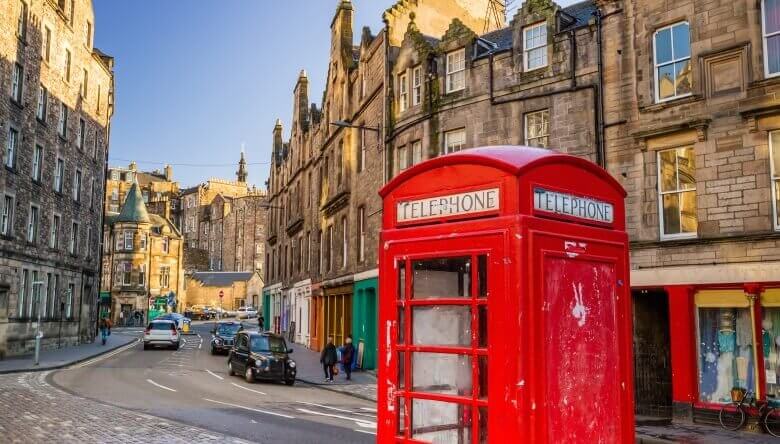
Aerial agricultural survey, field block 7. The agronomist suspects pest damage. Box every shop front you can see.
[353,270,378,370]
[291,279,311,345]
[377,147,634,443]
[263,283,282,334]
[314,283,353,352]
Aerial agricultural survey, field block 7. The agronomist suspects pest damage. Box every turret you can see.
[237,150,248,183]
[293,70,310,132]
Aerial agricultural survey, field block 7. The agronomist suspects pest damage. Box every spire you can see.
[237,148,248,183]
[116,181,151,223]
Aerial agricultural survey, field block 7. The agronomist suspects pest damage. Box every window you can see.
[36,86,48,121]
[770,131,780,230]
[50,214,60,249]
[2,196,14,236]
[525,109,550,148]
[358,206,366,262]
[342,216,348,268]
[85,21,92,48]
[337,142,344,187]
[444,129,466,154]
[658,147,697,238]
[94,133,99,160]
[11,63,23,103]
[327,225,334,272]
[86,226,92,256]
[654,22,691,102]
[78,119,85,149]
[18,269,29,318]
[64,48,71,83]
[59,103,68,137]
[140,234,147,250]
[54,159,64,192]
[523,22,548,71]
[73,170,82,202]
[29,270,41,319]
[160,266,170,288]
[69,222,79,254]
[162,237,169,253]
[412,140,423,166]
[69,0,75,24]
[398,145,409,172]
[17,1,28,39]
[357,129,366,173]
[446,49,465,93]
[45,273,54,318]
[31,145,43,182]
[121,263,131,286]
[81,69,88,98]
[42,26,51,62]
[5,128,18,169]
[412,66,422,106]
[49,274,59,318]
[123,230,133,250]
[27,205,39,243]
[65,283,74,318]
[399,72,408,112]
[138,264,146,286]
[764,0,780,77]
[89,179,95,209]
[111,170,119,181]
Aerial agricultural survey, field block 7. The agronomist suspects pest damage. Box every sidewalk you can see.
[0,330,140,374]
[292,344,378,402]
[637,421,778,443]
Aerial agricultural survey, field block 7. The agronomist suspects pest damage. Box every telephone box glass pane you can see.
[412,352,472,395]
[398,352,406,389]
[478,355,488,399]
[411,398,472,443]
[413,257,471,299]
[478,305,488,348]
[478,407,488,443]
[478,255,487,298]
[397,397,406,435]
[397,306,405,344]
[398,261,406,300]
[413,305,471,346]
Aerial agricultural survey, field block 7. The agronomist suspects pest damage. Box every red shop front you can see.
[377,146,635,443]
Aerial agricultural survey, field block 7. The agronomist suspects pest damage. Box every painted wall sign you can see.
[534,187,614,224]
[397,188,500,223]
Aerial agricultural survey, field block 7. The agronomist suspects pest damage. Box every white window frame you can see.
[140,233,147,250]
[19,269,28,318]
[657,147,698,240]
[54,158,64,192]
[763,0,780,78]
[523,22,548,71]
[770,130,780,230]
[399,72,408,113]
[342,216,348,269]
[358,206,365,262]
[64,48,71,82]
[58,103,68,137]
[445,48,466,93]
[31,144,43,181]
[2,195,14,236]
[412,140,423,165]
[70,221,79,254]
[160,265,170,288]
[398,145,408,172]
[5,127,18,169]
[138,264,146,286]
[77,118,85,149]
[36,85,47,121]
[11,63,23,103]
[73,169,82,202]
[524,109,550,148]
[27,204,39,243]
[123,230,133,250]
[444,128,466,154]
[50,213,60,248]
[653,21,692,103]
[42,25,51,62]
[121,262,131,286]
[65,283,74,318]
[412,65,422,106]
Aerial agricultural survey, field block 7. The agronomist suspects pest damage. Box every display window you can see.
[395,255,488,443]
[695,291,756,404]
[761,290,780,398]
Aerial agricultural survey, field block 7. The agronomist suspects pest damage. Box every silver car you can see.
[143,320,181,350]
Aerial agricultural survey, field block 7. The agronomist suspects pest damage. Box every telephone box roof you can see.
[379,146,626,198]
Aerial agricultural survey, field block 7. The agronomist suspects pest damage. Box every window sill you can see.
[36,117,48,127]
[17,35,27,47]
[659,233,698,242]
[10,98,24,110]
[58,134,68,142]
[31,178,42,187]
[5,165,18,175]
[641,94,703,112]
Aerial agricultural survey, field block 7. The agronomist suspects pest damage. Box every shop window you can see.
[770,131,780,230]
[697,307,755,403]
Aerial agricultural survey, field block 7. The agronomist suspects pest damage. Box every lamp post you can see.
[31,280,44,365]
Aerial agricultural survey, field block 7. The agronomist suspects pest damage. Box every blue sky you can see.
[93,0,577,189]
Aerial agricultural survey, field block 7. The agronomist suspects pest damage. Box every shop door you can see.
[387,232,504,443]
[632,289,672,419]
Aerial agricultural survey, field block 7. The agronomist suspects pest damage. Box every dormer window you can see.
[523,22,548,71]
[412,66,423,106]
[446,48,466,93]
[399,72,409,112]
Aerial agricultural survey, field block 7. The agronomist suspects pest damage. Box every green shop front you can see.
[352,270,378,370]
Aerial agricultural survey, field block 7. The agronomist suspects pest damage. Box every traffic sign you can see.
[219,290,224,299]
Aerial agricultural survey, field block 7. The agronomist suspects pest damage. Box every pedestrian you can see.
[259,315,265,331]
[106,317,112,336]
[342,335,355,381]
[320,335,337,382]
[99,318,109,345]
[118,310,124,327]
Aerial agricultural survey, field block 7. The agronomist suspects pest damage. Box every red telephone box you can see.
[377,146,634,443]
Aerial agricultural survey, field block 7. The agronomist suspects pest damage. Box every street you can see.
[19,322,376,443]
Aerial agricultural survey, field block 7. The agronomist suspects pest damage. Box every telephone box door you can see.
[381,230,506,443]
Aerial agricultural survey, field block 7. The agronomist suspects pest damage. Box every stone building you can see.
[183,271,263,313]
[263,0,505,370]
[600,0,780,424]
[100,182,184,324]
[104,162,180,227]
[0,0,114,357]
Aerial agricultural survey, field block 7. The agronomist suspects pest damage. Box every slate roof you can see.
[561,0,597,29]
[116,182,151,223]
[479,27,513,52]
[190,272,256,287]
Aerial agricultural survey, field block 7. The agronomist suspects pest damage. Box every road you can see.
[49,321,376,443]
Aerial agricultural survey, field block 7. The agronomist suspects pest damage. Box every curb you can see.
[0,336,140,375]
[636,435,676,444]
[297,377,377,403]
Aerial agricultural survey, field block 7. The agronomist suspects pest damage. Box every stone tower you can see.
[237,150,248,183]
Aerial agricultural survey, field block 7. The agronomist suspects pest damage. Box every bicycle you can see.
[719,389,780,437]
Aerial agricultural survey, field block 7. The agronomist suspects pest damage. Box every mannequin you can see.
[713,310,737,403]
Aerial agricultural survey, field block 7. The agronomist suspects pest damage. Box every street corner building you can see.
[100,182,184,325]
[184,271,263,313]
[0,0,114,357]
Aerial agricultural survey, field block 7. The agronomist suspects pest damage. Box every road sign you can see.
[219,290,224,299]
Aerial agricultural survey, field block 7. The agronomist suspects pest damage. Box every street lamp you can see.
[31,280,44,365]
[329,120,381,134]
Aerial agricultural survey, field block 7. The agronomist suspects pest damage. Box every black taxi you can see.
[227,331,296,385]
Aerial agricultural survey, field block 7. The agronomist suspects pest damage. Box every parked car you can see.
[187,305,209,320]
[211,321,243,354]
[227,331,296,385]
[237,306,258,319]
[156,313,191,330]
[143,320,180,350]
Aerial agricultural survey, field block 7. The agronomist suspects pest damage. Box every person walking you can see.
[118,310,124,327]
[258,315,265,331]
[99,318,109,345]
[320,336,338,382]
[342,335,355,381]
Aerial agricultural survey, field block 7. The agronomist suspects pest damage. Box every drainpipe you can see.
[594,8,605,168]
[382,23,390,184]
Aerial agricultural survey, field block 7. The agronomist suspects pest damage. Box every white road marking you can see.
[296,408,376,428]
[69,339,141,369]
[230,382,266,395]
[354,430,377,435]
[203,398,295,419]
[359,407,377,412]
[205,369,224,380]
[146,379,177,392]
[295,401,374,417]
